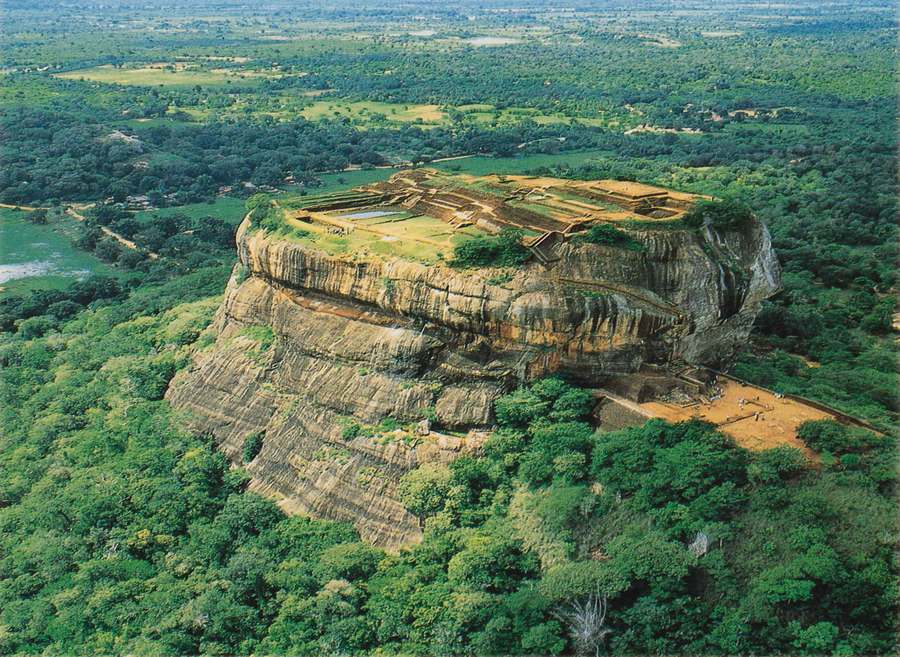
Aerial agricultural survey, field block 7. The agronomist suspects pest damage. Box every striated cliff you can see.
[167,174,780,548]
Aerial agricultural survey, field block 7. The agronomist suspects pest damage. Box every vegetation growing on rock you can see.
[684,197,754,229]
[242,431,265,463]
[246,194,284,232]
[576,224,645,251]
[450,228,530,268]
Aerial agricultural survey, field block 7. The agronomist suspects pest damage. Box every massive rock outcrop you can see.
[167,179,779,548]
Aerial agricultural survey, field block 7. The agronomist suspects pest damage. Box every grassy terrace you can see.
[282,190,382,211]
[258,170,696,266]
[281,208,482,264]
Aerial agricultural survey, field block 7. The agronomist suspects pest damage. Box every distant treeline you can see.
[0,105,602,205]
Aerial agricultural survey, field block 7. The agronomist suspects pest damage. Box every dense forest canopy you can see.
[1,302,895,653]
[0,1,895,655]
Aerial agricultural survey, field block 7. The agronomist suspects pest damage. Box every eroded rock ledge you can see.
[167,180,779,549]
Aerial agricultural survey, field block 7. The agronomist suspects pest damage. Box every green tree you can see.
[398,463,453,520]
[683,198,754,229]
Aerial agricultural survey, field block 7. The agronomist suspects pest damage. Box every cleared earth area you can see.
[641,378,836,454]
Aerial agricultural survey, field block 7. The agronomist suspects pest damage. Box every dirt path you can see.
[65,206,159,259]
[0,202,48,212]
[429,154,477,163]
[2,200,157,259]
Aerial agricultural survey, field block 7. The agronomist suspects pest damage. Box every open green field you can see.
[0,209,114,297]
[124,93,621,129]
[55,63,278,87]
[299,100,445,126]
[132,196,248,226]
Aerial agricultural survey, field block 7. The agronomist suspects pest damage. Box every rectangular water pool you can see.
[340,210,401,220]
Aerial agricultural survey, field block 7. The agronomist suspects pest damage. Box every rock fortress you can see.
[167,168,859,549]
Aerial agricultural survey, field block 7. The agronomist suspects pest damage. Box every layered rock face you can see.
[167,210,779,548]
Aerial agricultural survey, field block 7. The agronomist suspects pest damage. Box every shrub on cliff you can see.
[242,431,265,463]
[683,198,754,229]
[450,228,530,268]
[577,223,645,251]
[246,194,283,232]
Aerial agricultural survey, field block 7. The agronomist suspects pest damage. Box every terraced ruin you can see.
[277,169,704,264]
[168,170,781,548]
